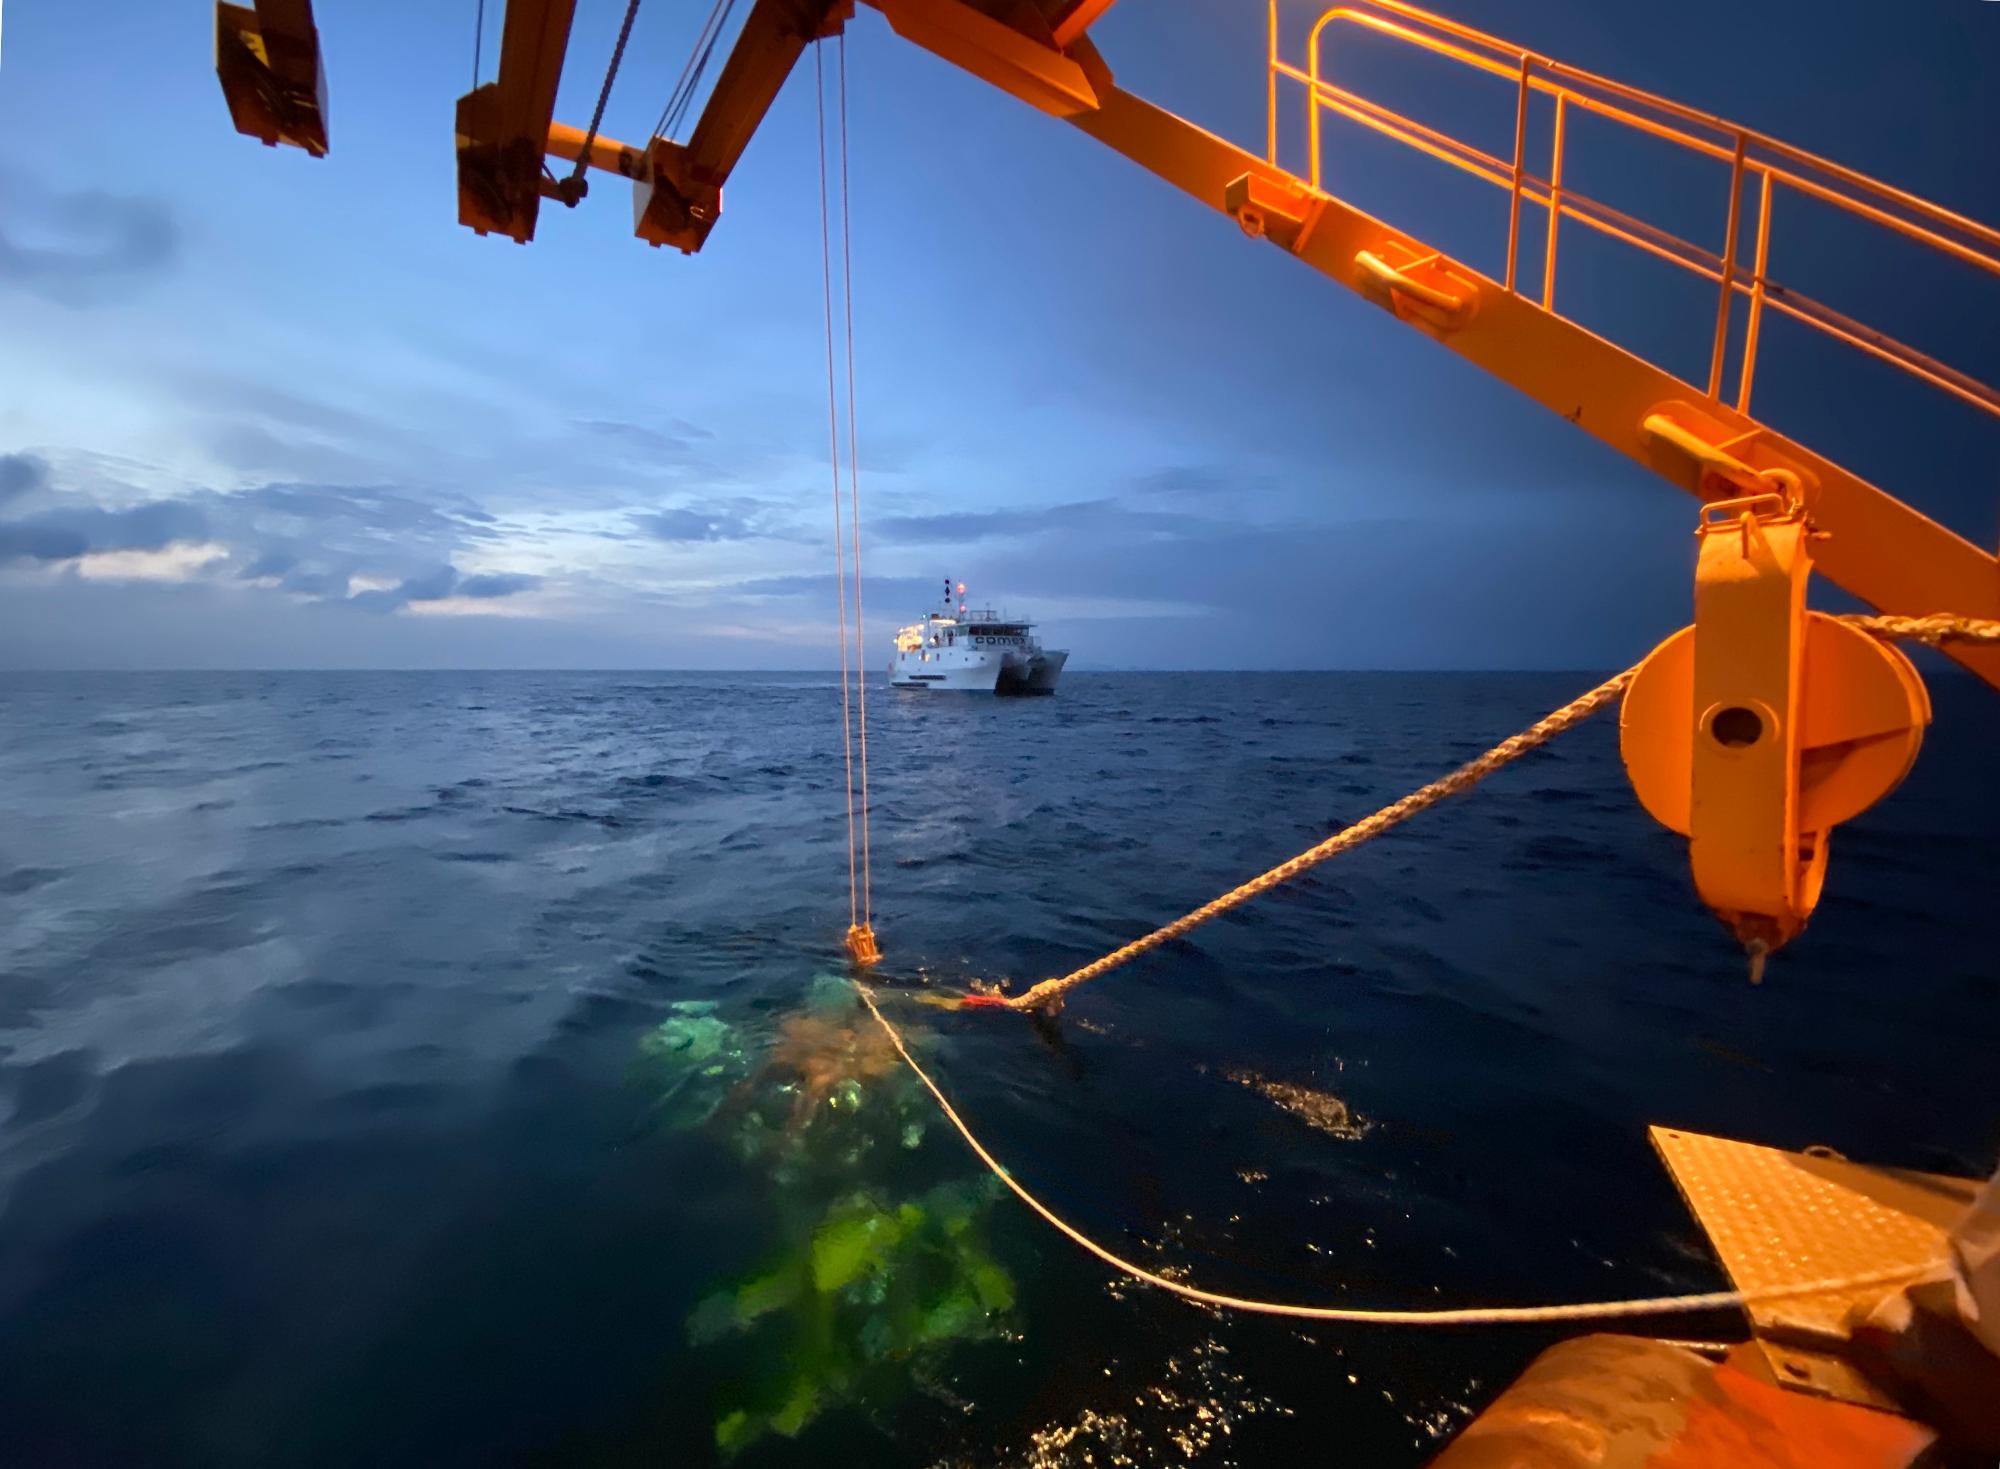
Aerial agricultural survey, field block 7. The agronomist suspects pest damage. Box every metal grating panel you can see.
[1650,1126,1976,1347]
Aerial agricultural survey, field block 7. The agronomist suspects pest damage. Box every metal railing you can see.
[1267,1,2000,422]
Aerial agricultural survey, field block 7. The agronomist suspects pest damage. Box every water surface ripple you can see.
[1,669,1994,1466]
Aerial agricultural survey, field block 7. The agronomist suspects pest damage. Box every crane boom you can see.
[214,0,2000,691]
[867,0,2000,688]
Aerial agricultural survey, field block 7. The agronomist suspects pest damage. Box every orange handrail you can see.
[1271,1,2000,422]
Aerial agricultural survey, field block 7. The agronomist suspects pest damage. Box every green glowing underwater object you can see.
[636,999,751,1128]
[688,1178,1013,1452]
[642,980,1014,1452]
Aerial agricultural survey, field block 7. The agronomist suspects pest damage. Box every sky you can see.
[0,0,1995,669]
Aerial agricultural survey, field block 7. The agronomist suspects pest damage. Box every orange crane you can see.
[212,3,1999,1458]
[215,0,1997,961]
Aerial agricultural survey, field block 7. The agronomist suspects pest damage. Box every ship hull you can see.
[888,647,1067,694]
[889,599,1065,694]
[997,649,1066,696]
[888,660,1003,692]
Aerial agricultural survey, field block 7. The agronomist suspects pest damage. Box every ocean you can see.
[1,668,1994,1467]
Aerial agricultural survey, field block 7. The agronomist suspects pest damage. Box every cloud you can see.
[0,498,210,564]
[174,374,400,445]
[344,563,539,613]
[236,482,498,540]
[730,572,941,603]
[75,542,229,583]
[728,573,836,597]
[0,178,178,302]
[870,508,1049,544]
[205,481,507,598]
[239,549,298,580]
[568,420,745,491]
[0,453,50,506]
[868,498,1214,546]
[0,576,684,671]
[1128,465,1243,498]
[396,565,461,602]
[345,564,456,613]
[61,500,211,550]
[277,567,350,598]
[168,374,452,485]
[0,463,545,624]
[0,521,88,563]
[634,506,754,542]
[457,571,541,598]
[204,420,377,482]
[575,418,715,453]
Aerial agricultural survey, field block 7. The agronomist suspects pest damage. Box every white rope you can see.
[856,984,1934,1325]
[815,43,861,933]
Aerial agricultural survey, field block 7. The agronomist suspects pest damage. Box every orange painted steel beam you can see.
[1050,0,1119,51]
[636,0,844,251]
[877,0,1098,117]
[455,0,579,242]
[685,0,846,184]
[215,0,328,156]
[546,120,647,181]
[861,0,2000,688]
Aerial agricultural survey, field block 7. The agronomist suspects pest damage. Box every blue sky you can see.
[1,0,1995,669]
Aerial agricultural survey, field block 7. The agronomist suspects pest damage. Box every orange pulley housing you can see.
[1620,494,1929,962]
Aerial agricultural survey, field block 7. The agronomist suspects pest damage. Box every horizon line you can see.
[7,665,1981,682]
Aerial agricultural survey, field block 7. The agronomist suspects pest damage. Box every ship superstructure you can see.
[889,580,1066,694]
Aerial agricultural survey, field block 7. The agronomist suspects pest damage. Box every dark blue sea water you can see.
[1,669,1995,1467]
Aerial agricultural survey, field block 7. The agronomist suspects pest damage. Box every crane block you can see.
[1621,496,1929,963]
[215,0,328,157]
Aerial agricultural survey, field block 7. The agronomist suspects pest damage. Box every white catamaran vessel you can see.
[889,580,1067,695]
